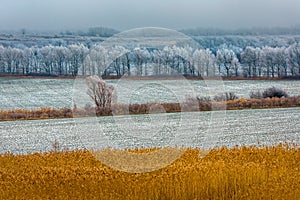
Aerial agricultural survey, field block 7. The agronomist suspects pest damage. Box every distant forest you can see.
[0,26,300,78]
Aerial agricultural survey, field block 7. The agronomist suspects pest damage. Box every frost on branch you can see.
[86,75,114,108]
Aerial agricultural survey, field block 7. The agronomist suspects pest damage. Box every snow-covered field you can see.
[1,78,299,154]
[0,107,299,154]
[1,78,300,110]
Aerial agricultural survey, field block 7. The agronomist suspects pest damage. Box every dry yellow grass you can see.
[0,144,299,199]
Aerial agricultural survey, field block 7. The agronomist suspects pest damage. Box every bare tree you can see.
[86,76,114,108]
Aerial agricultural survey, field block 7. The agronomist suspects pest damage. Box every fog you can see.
[0,0,299,31]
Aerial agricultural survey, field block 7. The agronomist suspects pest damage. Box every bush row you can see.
[188,87,289,103]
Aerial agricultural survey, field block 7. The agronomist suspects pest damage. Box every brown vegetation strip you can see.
[0,144,299,199]
[1,96,300,122]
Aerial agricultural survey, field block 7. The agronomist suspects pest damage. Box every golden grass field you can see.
[0,144,299,199]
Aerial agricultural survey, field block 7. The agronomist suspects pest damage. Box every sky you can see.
[0,0,299,31]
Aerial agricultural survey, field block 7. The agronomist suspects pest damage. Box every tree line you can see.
[0,42,300,78]
[181,26,300,36]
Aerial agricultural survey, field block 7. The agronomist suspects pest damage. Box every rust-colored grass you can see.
[0,144,299,199]
[0,107,74,121]
[1,96,300,122]
[226,97,300,110]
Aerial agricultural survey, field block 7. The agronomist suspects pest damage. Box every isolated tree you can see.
[86,75,114,108]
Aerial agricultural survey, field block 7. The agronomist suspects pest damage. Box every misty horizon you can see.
[0,0,300,32]
[2,25,300,34]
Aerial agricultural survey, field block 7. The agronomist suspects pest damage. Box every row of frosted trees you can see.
[0,44,88,76]
[0,43,300,77]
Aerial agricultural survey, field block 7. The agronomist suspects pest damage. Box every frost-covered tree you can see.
[261,47,278,77]
[0,46,5,73]
[86,75,114,108]
[39,46,55,74]
[193,49,215,76]
[241,47,263,77]
[83,55,93,75]
[53,46,69,75]
[68,44,88,76]
[2,47,14,73]
[274,47,289,77]
[287,43,300,76]
[21,48,33,74]
[160,46,176,75]
[151,49,163,75]
[176,46,194,75]
[216,48,239,77]
[13,48,24,74]
[108,45,128,76]
[119,52,131,76]
[232,57,240,77]
[89,45,108,76]
[132,47,150,76]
